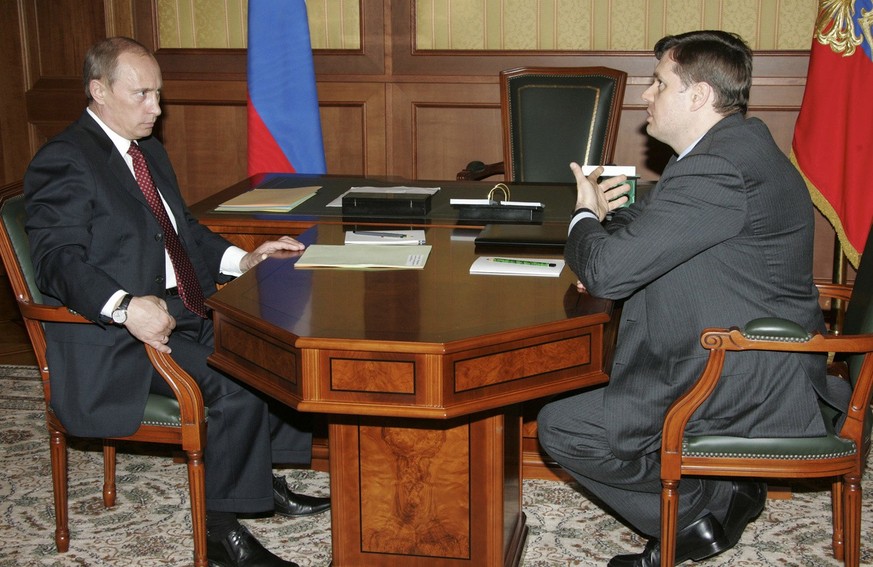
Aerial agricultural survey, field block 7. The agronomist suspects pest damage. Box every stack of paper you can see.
[470,256,565,277]
[344,230,426,245]
[295,244,432,269]
[215,186,319,212]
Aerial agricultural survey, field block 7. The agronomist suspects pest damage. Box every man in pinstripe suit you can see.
[537,30,851,566]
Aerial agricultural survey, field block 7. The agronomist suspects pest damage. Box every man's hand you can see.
[569,162,631,221]
[123,295,176,353]
[240,235,306,272]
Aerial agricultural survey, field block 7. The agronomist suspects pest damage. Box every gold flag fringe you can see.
[790,150,861,269]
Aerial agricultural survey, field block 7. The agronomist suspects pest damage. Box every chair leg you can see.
[832,479,844,561]
[49,427,70,552]
[185,448,208,567]
[102,439,117,507]
[843,474,861,567]
[660,479,680,567]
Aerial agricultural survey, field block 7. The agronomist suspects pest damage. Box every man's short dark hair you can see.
[654,30,752,116]
[83,36,154,102]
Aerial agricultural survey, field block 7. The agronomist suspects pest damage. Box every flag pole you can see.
[832,236,847,334]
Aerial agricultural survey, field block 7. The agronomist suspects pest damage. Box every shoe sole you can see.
[274,505,331,517]
[681,522,731,563]
[685,535,732,562]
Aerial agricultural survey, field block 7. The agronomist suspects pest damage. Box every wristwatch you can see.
[111,294,133,324]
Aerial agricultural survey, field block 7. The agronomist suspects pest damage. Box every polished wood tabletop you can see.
[205,209,614,566]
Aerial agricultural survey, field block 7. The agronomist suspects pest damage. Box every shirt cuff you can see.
[221,246,247,277]
[101,289,129,319]
[568,210,599,234]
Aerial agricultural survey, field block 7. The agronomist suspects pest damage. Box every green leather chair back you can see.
[502,66,627,183]
[0,194,43,304]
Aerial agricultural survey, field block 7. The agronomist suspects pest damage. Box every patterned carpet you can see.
[1,364,870,566]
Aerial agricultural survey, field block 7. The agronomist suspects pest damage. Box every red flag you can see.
[247,0,326,176]
[790,0,873,268]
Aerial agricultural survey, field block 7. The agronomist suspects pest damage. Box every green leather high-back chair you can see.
[0,188,209,567]
[457,66,627,183]
[658,225,873,567]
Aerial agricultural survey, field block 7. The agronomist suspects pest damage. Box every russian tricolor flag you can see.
[247,0,326,176]
[791,0,873,268]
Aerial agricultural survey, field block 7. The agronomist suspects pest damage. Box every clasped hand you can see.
[124,295,176,353]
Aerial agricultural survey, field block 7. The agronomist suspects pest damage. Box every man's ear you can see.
[690,82,712,111]
[89,79,105,103]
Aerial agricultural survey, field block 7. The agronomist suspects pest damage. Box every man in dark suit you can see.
[24,37,329,567]
[538,31,851,566]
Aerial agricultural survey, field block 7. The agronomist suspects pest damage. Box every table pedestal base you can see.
[328,408,527,566]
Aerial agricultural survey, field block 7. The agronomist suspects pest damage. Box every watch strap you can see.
[117,293,133,312]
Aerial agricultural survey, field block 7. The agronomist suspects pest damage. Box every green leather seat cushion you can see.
[684,433,856,460]
[684,402,855,460]
[140,393,208,428]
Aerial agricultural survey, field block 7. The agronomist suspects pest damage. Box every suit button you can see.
[155,276,165,285]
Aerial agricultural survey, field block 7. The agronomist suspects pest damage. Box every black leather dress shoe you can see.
[207,525,299,567]
[607,513,729,567]
[272,474,331,517]
[720,481,766,547]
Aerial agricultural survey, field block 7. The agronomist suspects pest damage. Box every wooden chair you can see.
[457,66,627,183]
[659,228,873,566]
[0,188,209,567]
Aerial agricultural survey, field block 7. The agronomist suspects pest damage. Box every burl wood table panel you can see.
[207,225,613,566]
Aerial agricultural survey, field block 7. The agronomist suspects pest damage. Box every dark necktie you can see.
[127,142,207,318]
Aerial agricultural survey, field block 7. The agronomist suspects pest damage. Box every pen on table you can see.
[491,257,557,267]
[354,231,408,238]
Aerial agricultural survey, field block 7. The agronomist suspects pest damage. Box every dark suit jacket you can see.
[565,113,849,461]
[24,111,234,438]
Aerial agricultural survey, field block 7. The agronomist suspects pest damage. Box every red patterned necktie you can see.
[127,142,207,318]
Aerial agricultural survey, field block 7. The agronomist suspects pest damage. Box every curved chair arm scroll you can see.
[145,345,207,450]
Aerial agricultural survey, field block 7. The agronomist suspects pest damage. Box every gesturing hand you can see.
[569,162,631,221]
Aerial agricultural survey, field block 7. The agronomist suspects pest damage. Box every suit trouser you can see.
[537,387,733,537]
[149,296,313,514]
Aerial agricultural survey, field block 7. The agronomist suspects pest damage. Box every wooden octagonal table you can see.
[207,223,614,566]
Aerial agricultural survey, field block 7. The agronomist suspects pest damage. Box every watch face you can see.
[112,309,127,324]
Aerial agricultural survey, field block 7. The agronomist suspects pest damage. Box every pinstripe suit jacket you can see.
[565,113,848,461]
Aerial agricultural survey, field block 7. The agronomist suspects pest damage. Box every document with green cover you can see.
[295,244,431,269]
[470,256,564,277]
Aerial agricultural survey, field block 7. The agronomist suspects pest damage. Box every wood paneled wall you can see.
[4,0,838,279]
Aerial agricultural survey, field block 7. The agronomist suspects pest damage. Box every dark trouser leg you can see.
[537,387,732,537]
[269,402,313,465]
[148,300,275,513]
